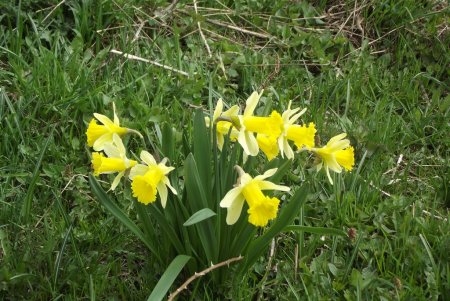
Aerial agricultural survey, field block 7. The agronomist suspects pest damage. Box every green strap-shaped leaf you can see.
[283,225,346,236]
[183,208,216,226]
[193,110,211,196]
[89,175,161,262]
[147,255,191,301]
[184,154,217,263]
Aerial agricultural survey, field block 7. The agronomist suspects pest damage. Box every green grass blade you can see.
[283,225,346,237]
[88,174,162,262]
[184,208,216,226]
[21,125,55,222]
[147,255,191,301]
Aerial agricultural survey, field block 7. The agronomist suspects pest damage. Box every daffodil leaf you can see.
[147,255,191,301]
[183,208,216,226]
[89,175,162,262]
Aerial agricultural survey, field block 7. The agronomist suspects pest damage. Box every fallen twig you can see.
[168,256,243,301]
[109,49,189,77]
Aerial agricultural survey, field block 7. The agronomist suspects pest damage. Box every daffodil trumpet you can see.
[129,151,177,207]
[91,134,137,190]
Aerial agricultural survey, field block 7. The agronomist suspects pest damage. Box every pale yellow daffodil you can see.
[129,151,177,207]
[311,133,355,184]
[276,101,316,159]
[237,90,285,157]
[220,166,290,227]
[91,134,137,190]
[205,98,240,150]
[86,102,142,151]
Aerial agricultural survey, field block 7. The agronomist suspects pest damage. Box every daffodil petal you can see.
[325,167,333,185]
[93,133,113,151]
[213,98,224,121]
[103,142,121,158]
[157,181,168,208]
[113,103,120,125]
[254,168,278,180]
[129,164,148,179]
[112,134,126,155]
[258,180,290,192]
[283,139,294,159]
[94,113,115,127]
[238,131,259,156]
[244,91,262,117]
[110,171,124,191]
[226,194,245,225]
[224,105,240,117]
[141,151,157,166]
[220,187,243,208]
[163,177,177,195]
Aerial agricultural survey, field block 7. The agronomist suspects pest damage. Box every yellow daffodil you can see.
[205,98,240,150]
[86,102,142,151]
[311,133,355,184]
[276,101,316,159]
[220,166,290,227]
[91,134,137,190]
[237,90,285,158]
[129,151,177,207]
[236,91,264,156]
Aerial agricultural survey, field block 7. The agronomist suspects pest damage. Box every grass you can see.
[1,0,449,299]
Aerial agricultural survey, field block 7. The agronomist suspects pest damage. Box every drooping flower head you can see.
[311,133,355,184]
[129,151,177,207]
[220,166,290,227]
[86,102,142,151]
[205,98,240,150]
[91,134,137,190]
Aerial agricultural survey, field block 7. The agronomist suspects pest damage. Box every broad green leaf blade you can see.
[162,123,175,161]
[283,225,346,237]
[193,110,211,196]
[184,154,217,262]
[88,175,161,262]
[239,184,309,275]
[147,255,191,301]
[21,125,55,222]
[184,208,216,226]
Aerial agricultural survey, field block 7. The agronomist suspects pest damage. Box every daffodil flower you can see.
[275,101,316,159]
[205,98,240,150]
[236,91,264,156]
[129,151,177,207]
[311,133,355,184]
[237,90,286,157]
[86,102,143,151]
[91,134,137,190]
[220,166,290,227]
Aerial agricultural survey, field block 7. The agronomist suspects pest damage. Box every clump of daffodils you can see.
[87,93,355,229]
[87,103,177,204]
[208,90,354,185]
